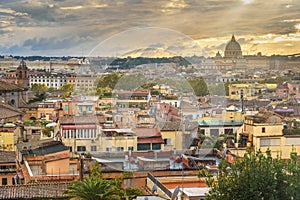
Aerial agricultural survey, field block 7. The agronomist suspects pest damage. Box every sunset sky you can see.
[0,0,299,57]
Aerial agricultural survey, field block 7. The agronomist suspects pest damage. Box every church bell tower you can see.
[16,60,29,89]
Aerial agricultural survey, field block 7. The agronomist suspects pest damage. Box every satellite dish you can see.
[151,184,157,195]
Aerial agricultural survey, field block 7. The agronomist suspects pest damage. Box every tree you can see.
[60,84,74,98]
[65,162,144,200]
[31,83,48,92]
[96,73,122,98]
[29,83,48,102]
[188,78,209,96]
[259,77,290,84]
[115,73,146,91]
[97,72,122,89]
[124,188,144,199]
[65,162,121,200]
[205,149,300,200]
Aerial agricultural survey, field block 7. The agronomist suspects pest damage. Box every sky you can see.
[0,0,300,57]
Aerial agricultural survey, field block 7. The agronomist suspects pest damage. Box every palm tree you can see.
[65,162,121,200]
[65,177,121,200]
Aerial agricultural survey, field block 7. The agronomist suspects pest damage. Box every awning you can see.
[138,137,164,144]
[3,123,16,128]
[62,124,97,130]
[46,122,57,127]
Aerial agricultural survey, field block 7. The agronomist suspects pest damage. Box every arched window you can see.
[10,99,15,105]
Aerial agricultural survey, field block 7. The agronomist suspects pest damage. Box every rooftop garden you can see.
[283,120,300,135]
[253,117,266,123]
[283,128,300,135]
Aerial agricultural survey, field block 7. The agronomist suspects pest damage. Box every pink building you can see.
[276,84,289,100]
[288,81,300,98]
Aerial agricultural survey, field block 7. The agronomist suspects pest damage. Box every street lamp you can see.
[240,89,244,113]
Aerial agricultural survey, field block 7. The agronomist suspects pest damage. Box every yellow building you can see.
[196,106,244,137]
[0,126,16,151]
[66,74,98,92]
[99,128,137,152]
[235,109,300,159]
[152,84,173,95]
[228,83,277,100]
[160,121,198,150]
[60,116,99,153]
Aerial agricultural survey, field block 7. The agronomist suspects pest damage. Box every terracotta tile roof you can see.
[0,151,15,163]
[19,101,40,108]
[16,139,54,152]
[0,81,23,91]
[159,121,201,132]
[135,127,162,137]
[33,141,69,156]
[159,121,181,131]
[59,115,98,124]
[0,103,23,119]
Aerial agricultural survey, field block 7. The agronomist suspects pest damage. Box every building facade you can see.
[29,73,67,89]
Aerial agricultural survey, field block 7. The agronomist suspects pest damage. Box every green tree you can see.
[188,78,209,96]
[65,162,121,200]
[30,83,48,102]
[115,73,146,91]
[206,149,300,200]
[96,73,122,98]
[65,163,144,200]
[259,77,290,84]
[60,84,74,98]
[97,72,122,89]
[124,187,144,200]
[31,83,48,93]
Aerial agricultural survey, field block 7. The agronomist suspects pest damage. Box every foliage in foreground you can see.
[205,149,300,200]
[65,162,143,200]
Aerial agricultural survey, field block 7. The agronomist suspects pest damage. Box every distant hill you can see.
[109,56,191,69]
[120,48,175,58]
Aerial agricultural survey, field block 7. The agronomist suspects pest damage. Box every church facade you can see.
[0,60,29,107]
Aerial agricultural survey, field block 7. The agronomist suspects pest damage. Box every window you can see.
[77,146,86,152]
[10,99,15,105]
[65,105,69,111]
[86,105,92,112]
[117,147,124,151]
[137,144,151,151]
[128,146,134,151]
[225,128,233,135]
[262,127,266,133]
[106,147,112,152]
[286,138,300,146]
[2,178,7,185]
[260,138,280,146]
[152,143,161,150]
[210,129,219,136]
[91,146,97,152]
[164,138,172,146]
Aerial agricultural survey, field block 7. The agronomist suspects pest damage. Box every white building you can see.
[29,73,67,89]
